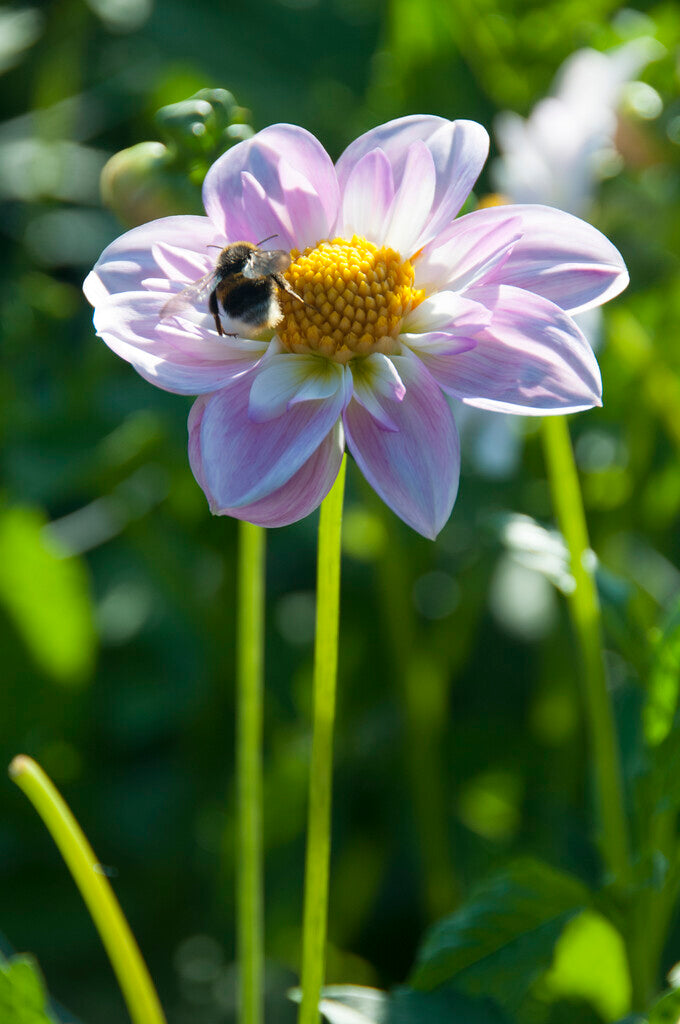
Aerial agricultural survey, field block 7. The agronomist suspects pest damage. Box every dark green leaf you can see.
[409,859,590,1012]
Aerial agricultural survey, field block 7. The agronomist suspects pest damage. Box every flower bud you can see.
[100,141,202,228]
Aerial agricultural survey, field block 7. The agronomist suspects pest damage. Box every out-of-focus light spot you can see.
[96,580,154,645]
[0,7,43,74]
[24,208,117,267]
[342,507,387,561]
[576,429,627,471]
[667,116,680,145]
[489,556,558,641]
[86,0,153,32]
[583,466,633,510]
[622,80,663,120]
[174,934,225,1007]
[0,140,106,203]
[458,769,522,841]
[174,934,223,983]
[592,146,624,179]
[412,571,460,620]
[275,591,316,646]
[530,686,578,746]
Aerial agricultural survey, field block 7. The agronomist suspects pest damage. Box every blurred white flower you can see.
[469,38,662,483]
[492,37,663,214]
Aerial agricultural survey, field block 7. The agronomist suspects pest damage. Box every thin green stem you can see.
[8,755,166,1024]
[298,456,347,1024]
[236,520,266,1024]
[541,417,631,887]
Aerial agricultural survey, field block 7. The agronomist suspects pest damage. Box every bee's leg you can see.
[274,274,312,309]
[209,290,225,336]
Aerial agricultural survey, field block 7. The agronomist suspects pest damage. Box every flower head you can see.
[84,116,627,538]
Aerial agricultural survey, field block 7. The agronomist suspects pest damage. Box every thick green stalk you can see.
[9,755,166,1024]
[298,457,347,1024]
[236,521,266,1024]
[541,417,631,887]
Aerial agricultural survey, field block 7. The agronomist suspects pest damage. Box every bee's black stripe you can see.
[220,279,275,324]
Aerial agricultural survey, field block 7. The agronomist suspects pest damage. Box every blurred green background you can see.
[1,1,679,1022]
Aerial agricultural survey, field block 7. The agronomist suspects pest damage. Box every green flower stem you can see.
[236,521,266,1024]
[541,417,631,887]
[298,456,347,1024]
[8,755,166,1024]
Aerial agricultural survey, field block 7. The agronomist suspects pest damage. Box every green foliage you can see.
[0,953,56,1024]
[540,910,631,1021]
[0,506,95,686]
[643,602,680,748]
[642,986,680,1024]
[409,859,590,1011]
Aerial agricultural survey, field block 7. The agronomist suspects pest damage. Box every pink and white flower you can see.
[84,116,627,538]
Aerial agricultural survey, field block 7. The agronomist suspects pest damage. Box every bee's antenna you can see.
[206,244,223,250]
[256,234,279,246]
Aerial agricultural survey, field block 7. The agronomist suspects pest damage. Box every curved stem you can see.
[237,521,266,1024]
[8,755,166,1024]
[298,457,347,1024]
[541,417,631,888]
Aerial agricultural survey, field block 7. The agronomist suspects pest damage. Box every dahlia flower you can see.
[84,116,627,538]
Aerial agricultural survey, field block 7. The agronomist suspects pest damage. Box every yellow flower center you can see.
[278,235,425,363]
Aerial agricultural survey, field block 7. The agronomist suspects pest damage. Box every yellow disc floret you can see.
[278,235,425,363]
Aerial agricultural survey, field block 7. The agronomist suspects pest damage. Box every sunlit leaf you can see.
[409,859,590,1011]
[0,952,56,1023]
[644,602,680,746]
[644,986,680,1023]
[540,910,631,1021]
[0,506,96,685]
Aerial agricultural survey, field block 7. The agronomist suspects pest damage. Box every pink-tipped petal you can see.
[415,214,523,293]
[336,116,489,250]
[441,284,602,414]
[343,351,460,539]
[338,148,395,244]
[93,291,265,394]
[248,354,351,422]
[202,124,339,248]
[83,215,223,303]
[350,353,405,431]
[189,400,345,527]
[198,369,346,508]
[460,204,629,314]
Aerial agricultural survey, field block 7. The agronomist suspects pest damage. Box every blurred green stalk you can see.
[237,522,266,1024]
[9,755,166,1024]
[541,417,631,887]
[299,456,347,1024]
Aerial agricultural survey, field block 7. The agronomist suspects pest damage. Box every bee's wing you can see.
[159,270,217,321]
[242,249,290,279]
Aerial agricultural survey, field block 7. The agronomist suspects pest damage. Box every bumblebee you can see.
[159,236,303,336]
